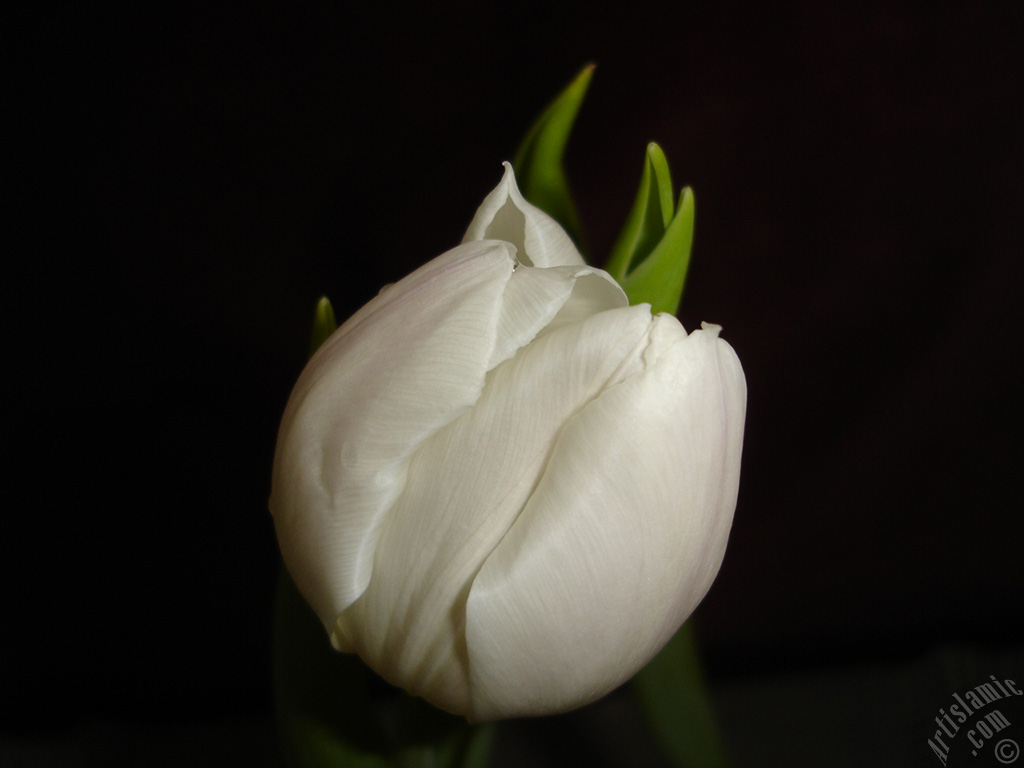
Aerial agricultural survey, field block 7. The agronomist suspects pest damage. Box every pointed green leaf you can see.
[512,64,595,249]
[632,622,733,768]
[620,186,695,316]
[650,145,675,228]
[606,142,676,283]
[309,296,338,358]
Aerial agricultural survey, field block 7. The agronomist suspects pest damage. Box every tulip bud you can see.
[270,164,746,722]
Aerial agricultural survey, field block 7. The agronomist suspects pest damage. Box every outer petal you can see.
[329,286,639,717]
[269,242,514,629]
[463,162,585,268]
[465,318,746,721]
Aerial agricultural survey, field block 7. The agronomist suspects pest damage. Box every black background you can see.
[10,1,1023,765]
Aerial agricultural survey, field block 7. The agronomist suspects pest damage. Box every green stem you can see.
[631,622,732,768]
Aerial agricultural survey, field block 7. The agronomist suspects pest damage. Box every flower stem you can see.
[632,621,732,768]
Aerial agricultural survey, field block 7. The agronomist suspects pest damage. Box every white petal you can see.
[333,304,659,716]
[270,241,516,629]
[490,263,627,368]
[463,162,585,268]
[465,317,746,721]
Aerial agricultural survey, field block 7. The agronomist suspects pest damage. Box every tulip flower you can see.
[270,163,746,722]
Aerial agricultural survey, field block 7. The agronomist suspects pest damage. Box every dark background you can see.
[10,1,1023,765]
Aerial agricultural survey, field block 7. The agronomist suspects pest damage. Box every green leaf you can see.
[620,185,695,316]
[606,142,676,283]
[309,296,338,358]
[512,63,595,250]
[632,622,732,768]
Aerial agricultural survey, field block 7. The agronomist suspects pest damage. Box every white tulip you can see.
[270,163,746,722]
